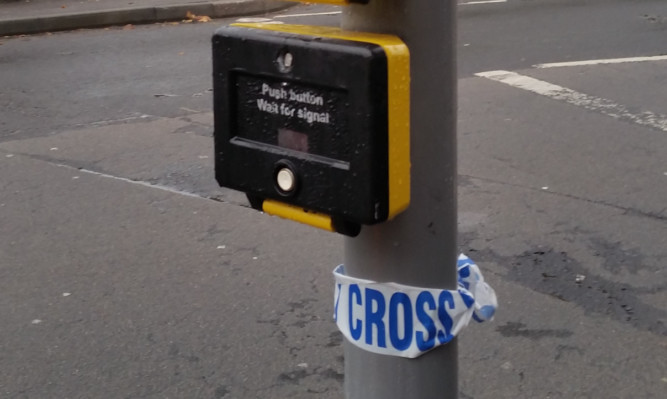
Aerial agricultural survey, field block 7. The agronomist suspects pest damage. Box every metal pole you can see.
[341,0,458,398]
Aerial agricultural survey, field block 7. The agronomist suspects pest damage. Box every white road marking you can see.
[56,164,209,200]
[81,169,206,198]
[256,0,507,23]
[180,107,202,113]
[235,17,274,23]
[85,114,152,128]
[274,11,342,19]
[535,55,667,68]
[461,0,507,5]
[272,0,505,19]
[475,70,667,133]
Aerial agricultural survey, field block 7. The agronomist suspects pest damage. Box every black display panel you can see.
[212,25,390,226]
[233,73,350,169]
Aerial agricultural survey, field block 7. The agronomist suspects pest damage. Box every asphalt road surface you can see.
[1,0,666,398]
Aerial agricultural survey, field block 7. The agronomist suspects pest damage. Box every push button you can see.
[276,167,296,192]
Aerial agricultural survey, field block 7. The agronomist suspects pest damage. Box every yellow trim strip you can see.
[232,24,411,220]
[263,199,335,232]
[382,35,411,219]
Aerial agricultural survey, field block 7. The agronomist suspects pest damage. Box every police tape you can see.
[333,254,497,358]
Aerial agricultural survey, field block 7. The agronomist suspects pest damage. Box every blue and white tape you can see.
[333,254,497,358]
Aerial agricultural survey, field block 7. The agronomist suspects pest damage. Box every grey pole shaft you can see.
[341,0,458,398]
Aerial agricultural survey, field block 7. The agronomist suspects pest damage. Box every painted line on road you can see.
[271,0,506,19]
[475,70,667,133]
[79,168,206,199]
[274,11,342,19]
[535,55,667,68]
[461,0,507,5]
[55,164,210,200]
[82,114,154,128]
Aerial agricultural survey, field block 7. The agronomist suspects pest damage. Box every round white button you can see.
[276,168,296,192]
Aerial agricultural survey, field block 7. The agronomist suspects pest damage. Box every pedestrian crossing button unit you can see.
[212,24,411,236]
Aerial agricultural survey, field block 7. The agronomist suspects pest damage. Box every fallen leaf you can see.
[123,24,134,30]
[184,10,211,23]
[178,51,185,55]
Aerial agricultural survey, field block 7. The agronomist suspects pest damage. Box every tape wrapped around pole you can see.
[333,254,497,358]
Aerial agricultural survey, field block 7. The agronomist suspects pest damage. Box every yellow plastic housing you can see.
[263,199,335,232]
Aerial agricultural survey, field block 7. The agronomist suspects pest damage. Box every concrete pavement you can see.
[0,0,293,36]
[0,121,345,397]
